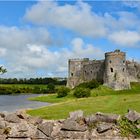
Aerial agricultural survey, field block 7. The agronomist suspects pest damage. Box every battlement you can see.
[105,49,125,57]
[69,58,89,61]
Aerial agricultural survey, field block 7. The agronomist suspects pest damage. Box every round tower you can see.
[104,50,130,90]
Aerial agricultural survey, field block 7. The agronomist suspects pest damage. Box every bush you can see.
[118,117,140,138]
[47,83,55,93]
[73,87,91,98]
[57,86,70,98]
[76,80,100,89]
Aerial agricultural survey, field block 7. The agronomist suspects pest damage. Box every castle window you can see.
[110,68,113,72]
[71,73,73,76]
[109,60,112,63]
[123,68,125,72]
[123,60,125,63]
[91,71,92,73]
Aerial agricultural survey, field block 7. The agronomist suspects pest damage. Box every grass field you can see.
[27,82,140,120]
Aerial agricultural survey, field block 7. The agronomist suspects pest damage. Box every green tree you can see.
[0,66,7,75]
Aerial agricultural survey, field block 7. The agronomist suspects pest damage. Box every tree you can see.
[0,66,7,75]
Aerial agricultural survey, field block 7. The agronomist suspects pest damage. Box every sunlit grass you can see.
[27,82,140,120]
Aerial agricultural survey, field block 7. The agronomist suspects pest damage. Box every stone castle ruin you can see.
[67,50,140,90]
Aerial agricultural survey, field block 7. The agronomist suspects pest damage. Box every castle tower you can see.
[67,59,87,88]
[104,50,130,90]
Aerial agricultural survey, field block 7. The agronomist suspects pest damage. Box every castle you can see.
[67,50,140,90]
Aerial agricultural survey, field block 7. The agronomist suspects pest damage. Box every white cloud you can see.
[24,1,107,37]
[0,26,51,49]
[1,36,104,78]
[123,1,140,9]
[0,48,6,57]
[70,38,104,58]
[24,1,140,48]
[108,31,140,46]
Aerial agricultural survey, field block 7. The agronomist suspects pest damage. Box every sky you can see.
[0,0,140,78]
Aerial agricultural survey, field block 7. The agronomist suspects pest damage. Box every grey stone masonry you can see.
[67,50,140,90]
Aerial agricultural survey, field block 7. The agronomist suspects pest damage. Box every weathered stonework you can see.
[67,50,140,90]
[1,110,140,139]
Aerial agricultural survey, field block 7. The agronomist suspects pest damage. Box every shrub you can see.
[76,79,100,89]
[118,117,140,138]
[73,87,91,98]
[57,86,70,98]
[47,83,55,93]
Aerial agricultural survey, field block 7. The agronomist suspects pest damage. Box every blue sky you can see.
[0,1,140,78]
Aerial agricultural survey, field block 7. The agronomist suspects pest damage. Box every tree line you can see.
[0,77,67,85]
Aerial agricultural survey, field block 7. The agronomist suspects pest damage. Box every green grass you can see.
[27,82,140,120]
[29,93,75,103]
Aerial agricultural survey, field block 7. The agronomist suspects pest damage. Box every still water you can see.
[0,94,49,112]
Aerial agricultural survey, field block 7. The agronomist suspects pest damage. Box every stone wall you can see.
[83,60,104,83]
[67,50,140,90]
[126,61,140,82]
[104,50,130,90]
[0,110,140,139]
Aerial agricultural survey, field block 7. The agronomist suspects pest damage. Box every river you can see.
[0,94,49,112]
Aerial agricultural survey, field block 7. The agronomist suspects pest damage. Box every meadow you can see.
[27,82,140,120]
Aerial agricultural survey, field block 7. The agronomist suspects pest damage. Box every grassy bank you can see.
[27,82,140,119]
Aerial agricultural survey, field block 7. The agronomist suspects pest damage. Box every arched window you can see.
[71,73,73,76]
[123,68,125,72]
[109,60,112,63]
[110,68,113,72]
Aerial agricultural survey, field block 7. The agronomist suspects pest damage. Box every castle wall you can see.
[126,61,140,82]
[67,50,140,90]
[104,50,130,90]
[67,58,89,88]
[83,60,104,83]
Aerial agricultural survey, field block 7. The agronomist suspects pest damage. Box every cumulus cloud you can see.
[24,1,107,37]
[108,31,140,46]
[24,1,140,48]
[1,36,104,78]
[0,48,6,57]
[0,26,51,49]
